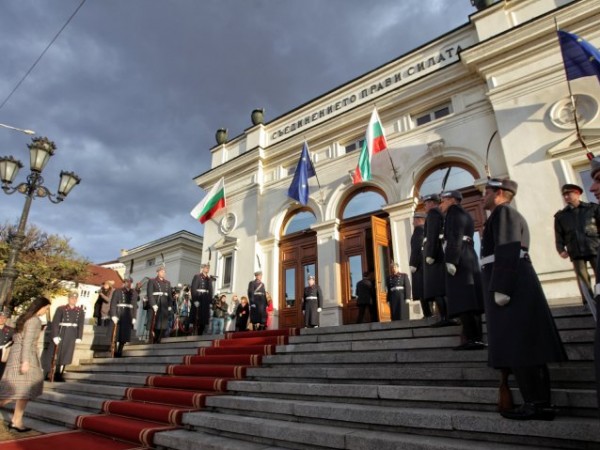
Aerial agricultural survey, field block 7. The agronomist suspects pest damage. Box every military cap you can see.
[413,212,426,219]
[441,190,463,201]
[390,262,400,268]
[68,290,79,298]
[307,274,315,280]
[254,270,263,276]
[201,263,210,269]
[0,309,10,317]
[485,178,518,195]
[421,193,441,203]
[561,183,583,195]
[124,276,133,283]
[156,265,166,272]
[591,156,600,177]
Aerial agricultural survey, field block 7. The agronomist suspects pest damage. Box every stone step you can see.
[66,363,167,374]
[120,347,201,357]
[226,381,597,414]
[5,399,88,428]
[36,391,104,412]
[180,411,568,450]
[154,428,289,450]
[0,411,70,435]
[78,355,186,365]
[44,381,127,400]
[62,371,148,386]
[126,340,212,351]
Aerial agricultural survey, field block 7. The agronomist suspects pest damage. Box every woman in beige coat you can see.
[0,297,51,432]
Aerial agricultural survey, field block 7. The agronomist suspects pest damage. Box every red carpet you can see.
[0,430,145,450]
[3,328,299,448]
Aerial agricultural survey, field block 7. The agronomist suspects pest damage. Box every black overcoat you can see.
[51,305,85,366]
[110,287,139,343]
[409,225,425,300]
[423,207,446,298]
[480,203,567,368]
[356,279,375,306]
[302,285,323,327]
[190,273,213,328]
[248,279,267,325]
[147,277,174,331]
[443,204,484,317]
[386,273,411,321]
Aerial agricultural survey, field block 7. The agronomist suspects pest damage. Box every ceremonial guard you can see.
[422,194,452,326]
[147,266,174,344]
[50,291,85,381]
[409,212,429,318]
[248,271,267,331]
[440,190,485,350]
[586,157,600,416]
[110,277,139,357]
[480,178,567,420]
[189,263,213,335]
[0,310,14,378]
[302,275,323,328]
[386,263,411,321]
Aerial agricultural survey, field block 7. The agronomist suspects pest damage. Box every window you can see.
[414,103,452,127]
[419,166,474,197]
[579,168,593,203]
[344,138,365,154]
[342,190,386,219]
[222,254,233,288]
[283,210,316,235]
[146,258,155,267]
[287,165,296,177]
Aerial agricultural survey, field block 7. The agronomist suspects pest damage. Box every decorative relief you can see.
[219,213,237,235]
[549,94,598,130]
[427,139,445,159]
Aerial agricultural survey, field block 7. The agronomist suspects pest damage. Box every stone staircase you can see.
[5,306,598,449]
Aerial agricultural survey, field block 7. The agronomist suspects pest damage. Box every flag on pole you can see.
[287,142,316,205]
[190,177,226,224]
[557,30,600,83]
[352,107,388,184]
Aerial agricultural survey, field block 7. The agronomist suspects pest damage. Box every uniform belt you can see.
[438,234,444,239]
[59,323,78,327]
[117,303,133,308]
[196,289,209,293]
[480,250,528,266]
[152,292,167,296]
[253,293,265,296]
[390,286,404,291]
[305,296,318,300]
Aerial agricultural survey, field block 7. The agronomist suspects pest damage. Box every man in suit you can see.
[356,272,377,324]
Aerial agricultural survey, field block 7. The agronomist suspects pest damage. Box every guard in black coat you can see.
[49,291,85,381]
[409,212,429,317]
[110,277,139,357]
[248,271,267,330]
[302,275,323,328]
[386,263,411,321]
[147,266,175,344]
[481,178,567,421]
[586,157,600,417]
[189,263,213,335]
[0,311,14,379]
[440,190,485,350]
[422,194,452,327]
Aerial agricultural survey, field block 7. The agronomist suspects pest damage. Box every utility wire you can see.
[0,0,87,112]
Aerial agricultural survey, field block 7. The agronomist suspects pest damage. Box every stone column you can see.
[311,219,343,327]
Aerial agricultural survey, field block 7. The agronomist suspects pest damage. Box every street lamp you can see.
[0,136,81,310]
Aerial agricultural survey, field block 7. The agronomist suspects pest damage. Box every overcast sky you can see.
[0,0,475,264]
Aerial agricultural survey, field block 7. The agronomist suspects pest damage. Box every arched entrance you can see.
[339,188,392,324]
[279,209,317,329]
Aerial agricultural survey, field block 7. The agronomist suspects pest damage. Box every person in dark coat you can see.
[409,212,429,318]
[554,183,600,307]
[356,272,377,323]
[481,178,567,421]
[49,291,85,381]
[235,296,250,332]
[302,275,323,328]
[422,194,453,327]
[189,263,213,335]
[440,190,485,350]
[147,266,175,344]
[110,277,139,357]
[248,271,267,331]
[586,157,600,417]
[0,310,15,379]
[386,263,411,321]
[94,281,114,326]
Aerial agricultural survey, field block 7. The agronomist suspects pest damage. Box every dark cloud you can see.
[0,0,474,262]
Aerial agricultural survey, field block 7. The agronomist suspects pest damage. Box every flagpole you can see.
[304,139,325,204]
[555,19,593,159]
[386,148,399,183]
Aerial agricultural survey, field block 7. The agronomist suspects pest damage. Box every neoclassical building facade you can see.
[194,0,600,329]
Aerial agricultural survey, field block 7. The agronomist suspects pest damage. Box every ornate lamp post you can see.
[0,136,81,310]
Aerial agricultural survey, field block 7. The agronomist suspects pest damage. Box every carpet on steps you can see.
[183,354,262,365]
[166,364,247,378]
[124,387,212,408]
[0,430,147,450]
[197,344,276,356]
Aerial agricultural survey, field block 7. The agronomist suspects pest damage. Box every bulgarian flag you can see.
[190,177,226,224]
[352,107,388,184]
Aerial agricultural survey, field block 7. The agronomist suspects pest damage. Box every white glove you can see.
[302,310,305,315]
[317,307,322,312]
[409,266,417,274]
[168,306,172,311]
[194,301,200,307]
[75,339,82,344]
[111,316,118,324]
[132,318,136,325]
[494,292,510,306]
[426,257,435,265]
[446,263,457,276]
[152,305,158,312]
[53,337,61,345]
[595,284,600,296]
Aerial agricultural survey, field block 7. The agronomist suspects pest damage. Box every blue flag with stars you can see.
[287,142,316,205]
[558,30,600,83]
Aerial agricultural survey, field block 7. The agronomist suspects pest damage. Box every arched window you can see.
[341,188,387,220]
[282,209,316,236]
[418,165,476,197]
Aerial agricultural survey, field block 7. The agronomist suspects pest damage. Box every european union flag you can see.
[558,30,600,83]
[287,142,316,205]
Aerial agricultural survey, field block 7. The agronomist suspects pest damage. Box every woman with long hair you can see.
[0,297,51,432]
